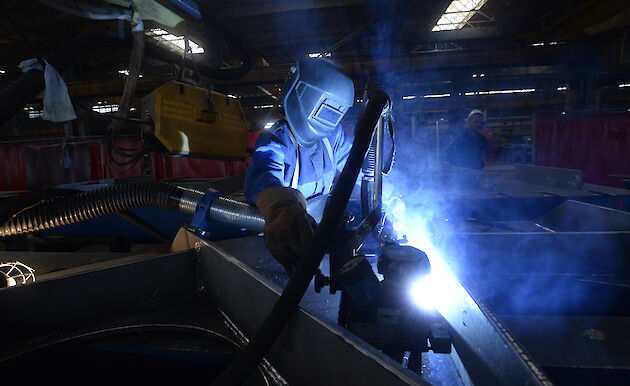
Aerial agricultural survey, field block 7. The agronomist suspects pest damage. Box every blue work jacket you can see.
[244,120,352,204]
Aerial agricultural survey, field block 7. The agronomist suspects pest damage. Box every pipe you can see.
[360,104,389,216]
[373,113,385,212]
[0,180,266,238]
[211,91,392,386]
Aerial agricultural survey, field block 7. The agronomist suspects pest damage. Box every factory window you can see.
[308,52,331,58]
[432,0,489,32]
[23,105,42,119]
[146,28,204,54]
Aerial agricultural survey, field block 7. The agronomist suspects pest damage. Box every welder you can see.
[443,109,488,170]
[244,58,355,274]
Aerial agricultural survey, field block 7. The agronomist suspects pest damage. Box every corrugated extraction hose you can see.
[207,196,265,233]
[0,180,266,238]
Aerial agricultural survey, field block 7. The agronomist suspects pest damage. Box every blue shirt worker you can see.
[244,58,355,273]
[444,109,487,170]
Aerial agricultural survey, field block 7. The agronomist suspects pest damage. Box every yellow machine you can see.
[142,81,248,160]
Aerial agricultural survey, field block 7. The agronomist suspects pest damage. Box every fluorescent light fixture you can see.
[0,69,5,74]
[619,83,630,88]
[146,28,204,54]
[118,69,142,78]
[480,73,485,77]
[27,110,42,119]
[465,88,536,96]
[530,41,562,47]
[472,74,478,78]
[92,103,119,114]
[424,93,451,98]
[264,122,274,129]
[227,94,237,99]
[253,104,274,109]
[557,86,568,91]
[432,0,489,32]
[402,95,416,100]
[308,52,331,58]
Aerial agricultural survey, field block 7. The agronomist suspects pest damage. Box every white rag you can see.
[18,58,77,122]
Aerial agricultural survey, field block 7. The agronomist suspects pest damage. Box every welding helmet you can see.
[282,58,355,148]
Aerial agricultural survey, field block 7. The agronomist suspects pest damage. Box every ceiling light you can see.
[464,88,536,96]
[432,0,489,32]
[402,95,416,100]
[308,52,331,58]
[264,122,274,129]
[146,28,204,54]
[619,83,630,88]
[0,69,5,74]
[424,93,451,98]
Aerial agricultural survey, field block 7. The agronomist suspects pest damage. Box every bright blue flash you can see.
[409,274,436,310]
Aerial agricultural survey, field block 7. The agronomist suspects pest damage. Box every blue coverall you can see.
[244,120,352,205]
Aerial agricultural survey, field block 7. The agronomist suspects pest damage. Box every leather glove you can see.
[256,186,317,274]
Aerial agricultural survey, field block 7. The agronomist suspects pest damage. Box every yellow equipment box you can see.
[142,81,248,159]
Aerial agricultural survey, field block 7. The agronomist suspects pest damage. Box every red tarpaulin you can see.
[0,130,263,191]
[536,113,630,188]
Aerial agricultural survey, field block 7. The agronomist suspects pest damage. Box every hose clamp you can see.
[189,190,222,236]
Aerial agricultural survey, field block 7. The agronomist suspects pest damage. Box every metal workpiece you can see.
[198,238,430,386]
[432,277,552,386]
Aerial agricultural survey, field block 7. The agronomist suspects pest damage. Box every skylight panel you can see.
[146,28,204,54]
[432,0,489,32]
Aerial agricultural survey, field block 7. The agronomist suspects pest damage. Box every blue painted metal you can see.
[167,0,202,19]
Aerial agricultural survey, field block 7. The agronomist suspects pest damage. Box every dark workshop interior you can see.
[0,1,629,385]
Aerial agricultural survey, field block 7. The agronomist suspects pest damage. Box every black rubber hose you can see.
[211,91,392,386]
[0,180,189,237]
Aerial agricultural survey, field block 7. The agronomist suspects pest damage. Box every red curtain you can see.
[536,113,630,188]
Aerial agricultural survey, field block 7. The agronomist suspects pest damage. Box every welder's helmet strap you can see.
[282,58,355,148]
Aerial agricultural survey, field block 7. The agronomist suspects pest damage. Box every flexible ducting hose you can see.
[0,180,265,238]
[207,196,265,233]
[0,180,181,237]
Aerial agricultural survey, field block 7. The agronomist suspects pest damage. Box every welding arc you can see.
[212,91,392,386]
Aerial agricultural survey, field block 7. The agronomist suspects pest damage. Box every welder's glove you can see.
[256,186,317,274]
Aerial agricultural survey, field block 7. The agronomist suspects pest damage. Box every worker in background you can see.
[443,109,487,170]
[244,58,355,274]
